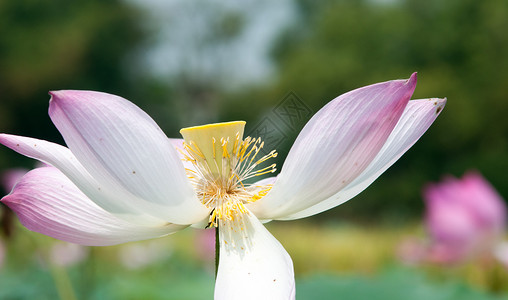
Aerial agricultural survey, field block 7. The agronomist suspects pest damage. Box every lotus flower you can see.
[50,242,88,267]
[119,240,170,270]
[423,171,506,263]
[195,229,216,263]
[0,73,445,299]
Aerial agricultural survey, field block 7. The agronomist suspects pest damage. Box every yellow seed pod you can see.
[180,121,246,177]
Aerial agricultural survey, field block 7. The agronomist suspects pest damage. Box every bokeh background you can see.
[1,0,508,299]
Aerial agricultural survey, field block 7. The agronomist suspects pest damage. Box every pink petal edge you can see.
[282,97,446,220]
[248,74,419,219]
[48,91,208,224]
[1,167,186,246]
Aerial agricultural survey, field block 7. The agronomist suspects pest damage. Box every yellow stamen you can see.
[179,121,277,228]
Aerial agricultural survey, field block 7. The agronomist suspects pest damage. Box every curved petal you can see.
[248,74,418,219]
[1,167,186,246]
[279,98,446,219]
[48,90,208,224]
[215,211,295,299]
[0,134,168,226]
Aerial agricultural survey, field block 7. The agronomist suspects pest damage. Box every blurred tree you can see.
[0,0,148,168]
[133,0,293,128]
[222,0,508,220]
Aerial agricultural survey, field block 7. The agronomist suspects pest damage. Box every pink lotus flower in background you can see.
[119,240,170,270]
[195,229,216,263]
[423,172,507,264]
[50,242,89,267]
[0,73,445,299]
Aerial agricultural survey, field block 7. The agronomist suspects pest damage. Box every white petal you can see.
[0,134,171,226]
[281,98,446,219]
[48,90,208,224]
[2,167,186,246]
[215,212,295,299]
[248,75,417,219]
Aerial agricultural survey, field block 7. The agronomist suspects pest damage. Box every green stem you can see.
[31,235,78,300]
[50,266,78,300]
[215,226,220,279]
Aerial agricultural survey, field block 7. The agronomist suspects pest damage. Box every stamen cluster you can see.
[179,134,277,227]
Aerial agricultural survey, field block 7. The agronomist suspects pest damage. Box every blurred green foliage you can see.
[1,223,507,299]
[0,0,149,166]
[297,269,506,300]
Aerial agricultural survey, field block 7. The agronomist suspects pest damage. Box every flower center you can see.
[180,121,277,228]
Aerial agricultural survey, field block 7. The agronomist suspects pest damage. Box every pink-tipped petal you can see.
[281,98,446,219]
[48,91,208,224]
[1,167,186,246]
[215,212,295,299]
[248,74,418,219]
[0,134,167,226]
